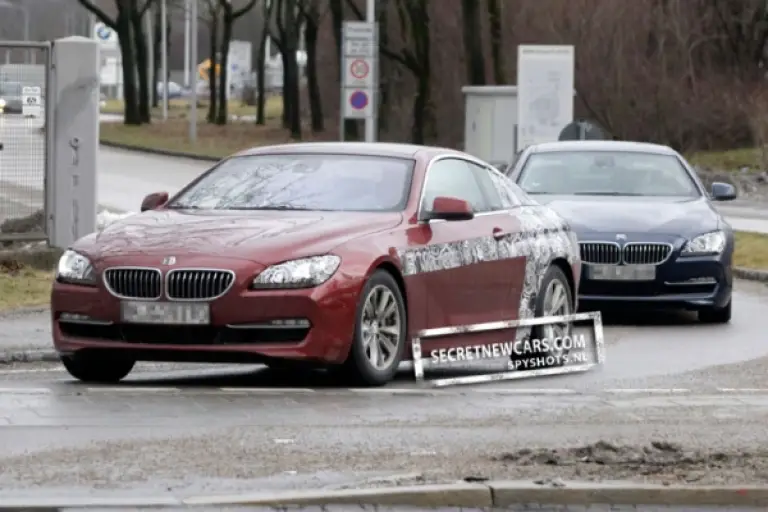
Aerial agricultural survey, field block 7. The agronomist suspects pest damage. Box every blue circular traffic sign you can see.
[350,90,369,110]
[96,24,113,40]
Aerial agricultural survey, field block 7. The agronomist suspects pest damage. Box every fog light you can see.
[268,318,311,328]
[59,313,111,325]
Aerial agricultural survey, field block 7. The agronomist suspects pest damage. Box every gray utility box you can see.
[462,85,577,166]
[462,86,519,166]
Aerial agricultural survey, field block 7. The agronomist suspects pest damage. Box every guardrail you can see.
[410,311,605,387]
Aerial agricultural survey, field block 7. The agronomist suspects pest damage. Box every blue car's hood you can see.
[531,194,721,237]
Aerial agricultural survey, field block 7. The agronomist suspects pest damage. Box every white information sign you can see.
[341,21,378,124]
[516,45,575,150]
[21,86,42,117]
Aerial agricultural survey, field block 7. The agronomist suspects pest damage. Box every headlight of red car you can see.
[251,255,341,290]
[56,249,97,286]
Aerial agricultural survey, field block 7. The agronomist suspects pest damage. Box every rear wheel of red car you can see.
[60,353,135,383]
[344,270,407,386]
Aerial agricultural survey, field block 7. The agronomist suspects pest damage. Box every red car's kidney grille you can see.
[104,268,162,299]
[166,270,235,300]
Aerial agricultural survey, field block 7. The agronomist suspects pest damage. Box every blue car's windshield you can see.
[167,153,415,212]
[517,150,701,198]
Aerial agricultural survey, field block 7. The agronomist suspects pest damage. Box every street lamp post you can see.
[0,1,30,63]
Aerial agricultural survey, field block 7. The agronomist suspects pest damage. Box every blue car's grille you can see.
[580,243,621,264]
[623,243,672,265]
[580,242,672,265]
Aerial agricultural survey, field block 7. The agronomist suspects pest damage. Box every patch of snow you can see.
[97,210,137,231]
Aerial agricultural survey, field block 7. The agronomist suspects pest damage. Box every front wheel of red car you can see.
[60,353,136,383]
[344,270,407,386]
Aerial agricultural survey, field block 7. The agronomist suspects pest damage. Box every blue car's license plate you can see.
[589,264,656,281]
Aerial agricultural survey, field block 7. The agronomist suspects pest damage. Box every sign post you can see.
[21,85,41,117]
[341,19,378,142]
[516,45,575,152]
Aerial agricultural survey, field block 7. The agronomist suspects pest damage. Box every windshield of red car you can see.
[517,150,701,197]
[166,153,415,212]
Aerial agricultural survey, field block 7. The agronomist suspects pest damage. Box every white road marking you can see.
[217,387,316,394]
[473,388,578,394]
[0,387,51,394]
[86,387,182,393]
[0,367,62,374]
[717,388,768,393]
[603,388,691,394]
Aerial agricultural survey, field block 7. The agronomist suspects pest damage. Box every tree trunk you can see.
[130,8,151,124]
[152,3,161,107]
[280,49,291,128]
[486,0,505,84]
[304,11,323,132]
[329,0,358,140]
[460,0,485,85]
[377,3,390,136]
[117,17,141,125]
[207,11,219,124]
[255,9,269,125]
[216,13,232,125]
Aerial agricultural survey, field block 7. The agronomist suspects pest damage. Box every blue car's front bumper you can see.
[579,249,732,311]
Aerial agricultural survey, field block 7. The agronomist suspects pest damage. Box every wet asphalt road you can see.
[2,116,768,501]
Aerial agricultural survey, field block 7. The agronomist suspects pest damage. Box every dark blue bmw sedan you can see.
[506,140,736,323]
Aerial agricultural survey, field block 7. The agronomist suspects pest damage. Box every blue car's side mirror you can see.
[711,182,737,201]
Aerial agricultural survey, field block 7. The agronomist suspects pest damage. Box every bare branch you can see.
[76,0,117,29]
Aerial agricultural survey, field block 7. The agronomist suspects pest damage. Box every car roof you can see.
[527,140,677,156]
[234,142,468,160]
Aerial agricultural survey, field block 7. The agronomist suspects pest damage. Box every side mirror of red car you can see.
[140,191,169,212]
[422,196,474,222]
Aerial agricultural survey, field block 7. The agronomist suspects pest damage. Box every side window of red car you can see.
[422,158,490,213]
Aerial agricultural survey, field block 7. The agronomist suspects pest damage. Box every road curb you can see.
[177,481,768,508]
[99,139,220,162]
[5,481,768,509]
[734,266,768,282]
[0,348,58,365]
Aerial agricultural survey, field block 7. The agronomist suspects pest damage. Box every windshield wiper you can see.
[227,205,313,211]
[572,192,645,196]
[165,203,203,209]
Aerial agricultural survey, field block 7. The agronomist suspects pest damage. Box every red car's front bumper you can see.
[51,275,361,365]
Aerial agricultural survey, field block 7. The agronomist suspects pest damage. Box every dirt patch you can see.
[485,441,768,485]
[100,119,335,160]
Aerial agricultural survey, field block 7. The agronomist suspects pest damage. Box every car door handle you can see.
[492,227,508,240]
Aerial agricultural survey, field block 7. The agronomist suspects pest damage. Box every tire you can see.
[60,353,135,383]
[698,300,732,324]
[520,265,574,368]
[343,270,407,386]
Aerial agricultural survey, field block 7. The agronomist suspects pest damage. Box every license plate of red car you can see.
[121,301,210,325]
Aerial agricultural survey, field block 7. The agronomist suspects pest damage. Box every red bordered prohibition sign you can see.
[349,59,370,80]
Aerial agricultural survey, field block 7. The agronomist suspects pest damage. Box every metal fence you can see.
[0,41,49,243]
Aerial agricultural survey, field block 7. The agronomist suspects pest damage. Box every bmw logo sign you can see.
[96,25,112,41]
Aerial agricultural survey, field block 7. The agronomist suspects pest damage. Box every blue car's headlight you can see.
[251,255,341,290]
[681,230,726,256]
[56,250,97,286]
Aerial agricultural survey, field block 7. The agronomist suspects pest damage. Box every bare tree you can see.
[301,0,326,132]
[486,0,505,84]
[461,0,485,85]
[272,0,304,138]
[255,0,275,125]
[77,0,156,125]
[216,0,258,125]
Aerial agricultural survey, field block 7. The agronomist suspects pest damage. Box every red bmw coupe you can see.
[52,142,581,386]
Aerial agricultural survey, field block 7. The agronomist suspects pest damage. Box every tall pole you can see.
[161,0,168,121]
[23,8,30,63]
[183,0,191,88]
[189,0,198,142]
[364,0,376,142]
